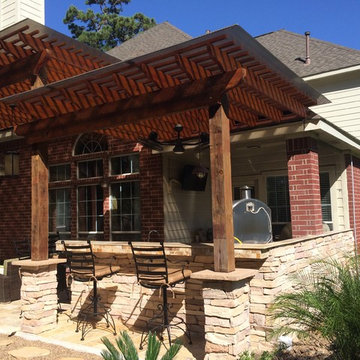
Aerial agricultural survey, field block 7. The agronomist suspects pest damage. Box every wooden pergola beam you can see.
[31,145,48,261]
[0,50,50,88]
[16,69,246,143]
[209,103,235,272]
[230,87,283,122]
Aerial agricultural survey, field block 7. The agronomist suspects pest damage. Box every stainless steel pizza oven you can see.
[233,186,272,244]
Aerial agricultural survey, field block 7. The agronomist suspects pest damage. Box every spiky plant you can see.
[101,331,181,360]
[271,257,360,360]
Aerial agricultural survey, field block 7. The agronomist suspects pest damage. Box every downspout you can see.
[350,155,359,271]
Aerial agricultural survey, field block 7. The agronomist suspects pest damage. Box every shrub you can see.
[271,257,360,360]
[101,331,181,360]
[238,351,256,360]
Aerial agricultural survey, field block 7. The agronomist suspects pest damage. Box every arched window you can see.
[74,133,108,155]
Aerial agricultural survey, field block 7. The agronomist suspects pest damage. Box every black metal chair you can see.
[129,241,192,349]
[62,240,120,340]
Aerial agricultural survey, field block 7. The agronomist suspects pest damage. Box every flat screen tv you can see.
[180,165,208,191]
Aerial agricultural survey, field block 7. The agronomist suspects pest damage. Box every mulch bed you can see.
[273,340,332,360]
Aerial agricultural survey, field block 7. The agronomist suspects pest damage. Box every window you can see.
[0,152,19,176]
[74,133,107,155]
[267,176,291,223]
[78,185,104,234]
[111,182,140,240]
[49,164,71,182]
[267,175,291,236]
[111,154,139,175]
[267,173,333,235]
[320,172,333,229]
[49,188,71,233]
[78,159,103,178]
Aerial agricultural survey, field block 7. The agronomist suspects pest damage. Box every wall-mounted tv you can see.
[180,165,208,191]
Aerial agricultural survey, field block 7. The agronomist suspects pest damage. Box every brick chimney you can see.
[0,0,45,31]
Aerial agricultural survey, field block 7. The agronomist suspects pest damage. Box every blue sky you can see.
[46,0,360,50]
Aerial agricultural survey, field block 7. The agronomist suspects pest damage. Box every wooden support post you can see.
[209,104,235,272]
[31,145,49,261]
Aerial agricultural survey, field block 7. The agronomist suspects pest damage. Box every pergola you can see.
[0,19,327,272]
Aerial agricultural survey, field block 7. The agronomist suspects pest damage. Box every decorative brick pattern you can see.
[345,154,360,247]
[20,264,59,334]
[286,137,323,237]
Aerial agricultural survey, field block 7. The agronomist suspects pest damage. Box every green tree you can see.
[63,0,156,51]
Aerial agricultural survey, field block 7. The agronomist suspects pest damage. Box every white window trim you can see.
[109,153,140,176]
[77,184,104,236]
[77,158,103,179]
[109,180,141,239]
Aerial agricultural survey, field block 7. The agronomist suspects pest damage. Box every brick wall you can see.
[0,139,31,261]
[0,134,164,261]
[345,154,360,247]
[286,137,323,237]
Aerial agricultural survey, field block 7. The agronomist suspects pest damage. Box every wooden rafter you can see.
[15,69,245,143]
[0,49,51,89]
[0,23,326,143]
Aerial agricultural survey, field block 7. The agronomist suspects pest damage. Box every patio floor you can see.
[0,301,204,359]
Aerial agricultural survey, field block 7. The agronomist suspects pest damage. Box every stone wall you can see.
[66,230,354,356]
[242,230,355,352]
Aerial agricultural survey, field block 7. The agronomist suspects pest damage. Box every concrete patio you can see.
[0,300,203,359]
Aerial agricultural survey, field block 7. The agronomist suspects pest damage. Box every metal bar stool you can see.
[129,241,192,349]
[62,240,120,340]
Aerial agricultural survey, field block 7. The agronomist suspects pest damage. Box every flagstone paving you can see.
[0,301,203,359]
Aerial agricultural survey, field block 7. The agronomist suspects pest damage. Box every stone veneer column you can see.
[192,269,256,360]
[286,137,323,238]
[12,259,66,334]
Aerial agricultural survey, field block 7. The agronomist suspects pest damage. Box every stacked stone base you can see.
[18,262,61,334]
[203,280,251,360]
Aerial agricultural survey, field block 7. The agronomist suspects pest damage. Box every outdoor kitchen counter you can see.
[55,230,348,260]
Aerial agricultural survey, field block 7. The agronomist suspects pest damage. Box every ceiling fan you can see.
[138,124,209,154]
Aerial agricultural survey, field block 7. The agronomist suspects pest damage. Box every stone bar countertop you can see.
[56,230,348,260]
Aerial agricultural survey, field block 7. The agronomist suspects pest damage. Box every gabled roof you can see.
[256,29,360,77]
[107,22,192,60]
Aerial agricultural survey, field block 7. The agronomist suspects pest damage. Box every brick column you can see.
[13,259,66,334]
[286,137,323,237]
[345,154,360,248]
[139,147,164,241]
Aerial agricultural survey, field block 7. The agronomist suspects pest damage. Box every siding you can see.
[0,0,17,30]
[0,0,44,30]
[308,70,360,140]
[163,156,212,243]
[19,0,44,24]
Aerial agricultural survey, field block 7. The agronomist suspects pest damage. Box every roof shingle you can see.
[107,22,192,61]
[256,30,360,77]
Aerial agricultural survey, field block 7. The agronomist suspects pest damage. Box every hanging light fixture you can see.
[192,149,209,178]
[138,123,209,154]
